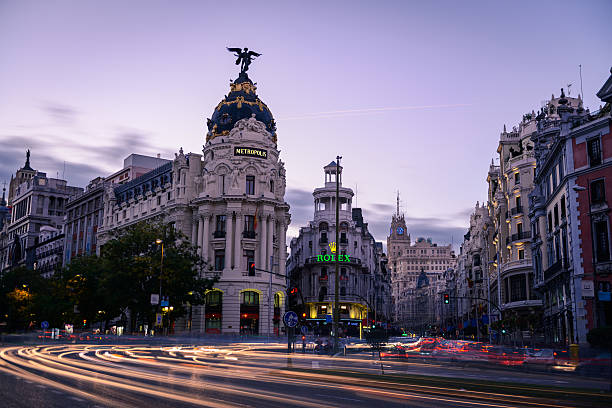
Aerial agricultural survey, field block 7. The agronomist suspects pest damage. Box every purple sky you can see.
[1,0,611,249]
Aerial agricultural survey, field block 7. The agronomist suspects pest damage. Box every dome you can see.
[206,72,277,143]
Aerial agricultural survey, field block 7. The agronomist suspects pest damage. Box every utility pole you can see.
[333,156,342,353]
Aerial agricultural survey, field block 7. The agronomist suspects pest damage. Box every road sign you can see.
[300,325,308,335]
[160,298,169,307]
[283,311,298,328]
[41,321,49,329]
[156,313,163,326]
[325,314,332,324]
[150,294,159,305]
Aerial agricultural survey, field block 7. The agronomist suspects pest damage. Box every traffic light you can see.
[248,262,256,276]
[288,287,299,308]
[443,293,450,304]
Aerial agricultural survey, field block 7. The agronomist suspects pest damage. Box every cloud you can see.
[42,102,79,125]
[285,187,313,239]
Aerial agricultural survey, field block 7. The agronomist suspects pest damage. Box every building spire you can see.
[0,183,6,207]
[22,149,33,171]
[396,190,400,217]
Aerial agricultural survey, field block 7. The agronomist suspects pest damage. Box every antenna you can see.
[62,161,66,180]
[396,190,400,217]
[579,64,584,101]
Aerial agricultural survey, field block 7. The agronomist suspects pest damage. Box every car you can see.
[488,346,527,366]
[524,348,554,371]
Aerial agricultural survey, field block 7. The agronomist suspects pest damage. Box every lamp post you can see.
[156,239,164,334]
[333,156,342,353]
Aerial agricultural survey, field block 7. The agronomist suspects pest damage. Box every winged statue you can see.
[227,47,261,74]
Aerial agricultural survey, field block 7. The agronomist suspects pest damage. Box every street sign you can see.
[300,325,308,335]
[41,321,49,329]
[325,314,332,324]
[283,311,298,328]
[160,299,169,307]
[150,294,159,305]
[156,313,163,326]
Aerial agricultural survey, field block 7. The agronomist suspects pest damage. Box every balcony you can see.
[507,231,531,244]
[242,230,256,239]
[544,259,562,281]
[595,261,612,275]
[510,206,524,216]
[213,230,226,239]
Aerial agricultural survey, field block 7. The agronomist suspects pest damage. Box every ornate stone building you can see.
[388,199,456,331]
[529,73,612,346]
[99,70,291,336]
[286,162,391,337]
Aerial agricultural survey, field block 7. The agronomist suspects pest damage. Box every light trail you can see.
[0,344,602,408]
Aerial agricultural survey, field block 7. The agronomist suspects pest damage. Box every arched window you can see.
[241,291,259,306]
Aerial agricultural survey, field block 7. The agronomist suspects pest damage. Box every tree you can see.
[100,221,217,332]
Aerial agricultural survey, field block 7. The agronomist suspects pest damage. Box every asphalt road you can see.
[0,342,609,408]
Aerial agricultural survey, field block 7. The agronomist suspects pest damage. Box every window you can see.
[241,291,259,306]
[554,204,559,227]
[269,180,274,193]
[515,195,521,210]
[591,179,606,204]
[558,158,564,179]
[216,215,226,232]
[320,267,328,280]
[588,138,602,166]
[244,215,255,232]
[560,196,566,219]
[214,250,225,270]
[552,168,558,190]
[245,250,255,271]
[319,222,328,231]
[595,220,610,262]
[220,174,226,195]
[548,212,553,233]
[320,232,328,243]
[157,196,161,206]
[514,172,520,185]
[246,175,255,195]
[340,232,347,244]
[518,249,525,260]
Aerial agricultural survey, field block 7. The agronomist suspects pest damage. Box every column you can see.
[234,213,242,270]
[267,217,274,271]
[197,216,204,257]
[202,215,210,262]
[191,216,198,246]
[226,212,233,270]
[525,271,530,301]
[260,214,267,269]
[279,221,287,278]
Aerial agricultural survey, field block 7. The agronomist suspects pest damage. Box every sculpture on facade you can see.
[226,47,262,74]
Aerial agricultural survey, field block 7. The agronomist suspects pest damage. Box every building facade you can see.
[0,153,82,273]
[99,71,291,336]
[529,74,612,346]
[287,162,391,337]
[388,203,456,332]
[33,226,64,278]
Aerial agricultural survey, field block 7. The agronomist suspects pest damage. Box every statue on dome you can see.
[226,47,262,74]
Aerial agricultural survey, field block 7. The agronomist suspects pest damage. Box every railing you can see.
[213,230,226,238]
[510,206,523,216]
[544,260,562,281]
[507,231,531,244]
[595,261,612,275]
[242,231,256,239]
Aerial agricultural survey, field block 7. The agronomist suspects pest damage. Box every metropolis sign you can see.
[234,147,267,159]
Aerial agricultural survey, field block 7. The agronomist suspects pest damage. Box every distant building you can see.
[387,198,456,332]
[0,152,82,272]
[33,226,64,278]
[105,154,170,186]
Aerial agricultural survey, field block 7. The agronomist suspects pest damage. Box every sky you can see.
[1,0,611,251]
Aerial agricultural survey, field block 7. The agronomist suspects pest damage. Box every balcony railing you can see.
[544,259,562,281]
[595,261,612,275]
[510,206,524,216]
[213,230,226,239]
[507,231,531,244]
[242,230,256,239]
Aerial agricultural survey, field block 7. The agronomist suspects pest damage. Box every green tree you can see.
[100,221,216,332]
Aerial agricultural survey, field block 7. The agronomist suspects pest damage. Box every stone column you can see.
[234,213,242,270]
[226,212,233,270]
[197,216,204,256]
[267,217,274,271]
[525,271,530,301]
[279,220,287,278]
[260,214,267,269]
[191,216,198,246]
[202,215,210,262]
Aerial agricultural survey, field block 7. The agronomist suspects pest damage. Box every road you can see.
[0,342,609,407]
